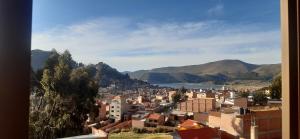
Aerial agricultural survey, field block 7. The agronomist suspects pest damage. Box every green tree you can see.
[178,86,187,94]
[239,91,249,98]
[29,50,99,139]
[172,92,182,104]
[270,76,282,99]
[253,92,268,106]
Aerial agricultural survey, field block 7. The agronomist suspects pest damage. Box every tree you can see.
[239,91,249,98]
[172,92,182,104]
[253,92,268,106]
[270,76,282,99]
[179,86,187,94]
[29,50,99,139]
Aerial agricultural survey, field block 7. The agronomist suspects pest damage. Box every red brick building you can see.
[177,98,216,113]
[218,108,281,139]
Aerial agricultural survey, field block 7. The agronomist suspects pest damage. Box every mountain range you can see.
[32,49,281,85]
[127,60,281,84]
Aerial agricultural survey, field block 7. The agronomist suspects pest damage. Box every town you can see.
[81,84,281,139]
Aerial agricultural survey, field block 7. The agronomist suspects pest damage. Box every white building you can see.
[109,95,128,122]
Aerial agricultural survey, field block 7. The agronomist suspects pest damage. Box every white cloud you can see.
[207,4,224,16]
[32,17,280,71]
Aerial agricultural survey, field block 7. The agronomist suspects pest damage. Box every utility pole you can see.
[250,117,258,139]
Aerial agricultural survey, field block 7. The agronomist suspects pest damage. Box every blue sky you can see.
[32,0,280,71]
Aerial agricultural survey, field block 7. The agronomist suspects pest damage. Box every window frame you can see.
[281,0,300,138]
[0,0,297,138]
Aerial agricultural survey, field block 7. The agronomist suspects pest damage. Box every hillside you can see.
[128,60,281,84]
[31,49,150,89]
[31,50,281,85]
[85,62,150,89]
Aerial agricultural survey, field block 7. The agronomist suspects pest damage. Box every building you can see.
[131,111,149,129]
[96,100,109,121]
[177,119,202,130]
[208,111,221,128]
[212,108,282,139]
[193,112,208,125]
[177,98,216,113]
[109,96,128,122]
[186,91,197,99]
[197,92,215,99]
[168,91,176,102]
[155,95,165,101]
[132,119,146,128]
[137,96,143,104]
[234,97,250,108]
[145,113,165,127]
[176,127,220,139]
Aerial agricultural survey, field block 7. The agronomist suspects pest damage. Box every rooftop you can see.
[147,113,163,120]
[178,119,202,129]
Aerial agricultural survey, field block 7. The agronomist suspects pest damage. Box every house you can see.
[145,113,165,127]
[169,110,187,123]
[131,111,149,129]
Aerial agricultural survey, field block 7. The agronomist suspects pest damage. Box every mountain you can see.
[128,60,281,84]
[85,62,150,89]
[31,49,51,71]
[31,50,281,85]
[31,49,150,89]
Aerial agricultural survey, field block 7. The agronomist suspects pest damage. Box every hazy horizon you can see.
[32,0,281,71]
[33,48,281,72]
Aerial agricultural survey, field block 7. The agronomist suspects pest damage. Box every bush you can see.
[110,128,121,133]
[154,127,162,133]
[121,128,130,132]
[140,128,147,133]
[132,127,147,133]
[253,92,268,106]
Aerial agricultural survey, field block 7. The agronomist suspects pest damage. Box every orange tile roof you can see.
[147,113,162,120]
[176,128,219,139]
[178,119,201,129]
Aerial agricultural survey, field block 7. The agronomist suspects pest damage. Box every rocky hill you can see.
[31,49,150,89]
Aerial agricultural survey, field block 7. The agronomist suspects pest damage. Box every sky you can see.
[32,0,281,71]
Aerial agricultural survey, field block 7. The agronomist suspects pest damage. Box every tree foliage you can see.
[172,87,188,104]
[238,91,250,98]
[270,76,282,99]
[172,92,182,104]
[253,92,268,106]
[29,50,99,139]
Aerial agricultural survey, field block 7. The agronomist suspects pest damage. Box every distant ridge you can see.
[127,59,281,84]
[31,49,281,85]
